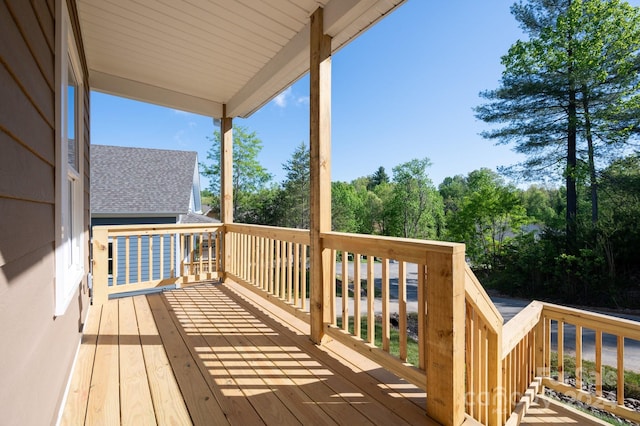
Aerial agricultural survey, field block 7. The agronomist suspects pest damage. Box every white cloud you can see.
[273,87,293,107]
[296,95,310,106]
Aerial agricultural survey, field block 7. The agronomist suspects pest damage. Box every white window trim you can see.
[54,0,85,316]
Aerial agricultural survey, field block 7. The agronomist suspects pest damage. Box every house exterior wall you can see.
[0,1,90,424]
[91,217,179,286]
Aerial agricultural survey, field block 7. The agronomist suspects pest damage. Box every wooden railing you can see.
[92,223,222,304]
[464,265,504,426]
[224,223,311,320]
[463,267,640,426]
[539,303,640,424]
[91,222,640,425]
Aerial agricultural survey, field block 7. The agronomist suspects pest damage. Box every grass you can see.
[336,315,420,367]
[550,352,640,399]
[335,277,382,298]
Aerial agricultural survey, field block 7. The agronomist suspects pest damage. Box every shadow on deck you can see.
[60,281,435,425]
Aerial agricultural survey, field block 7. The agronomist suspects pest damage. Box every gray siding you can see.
[0,1,90,425]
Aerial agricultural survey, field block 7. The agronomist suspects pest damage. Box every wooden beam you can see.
[425,248,466,426]
[220,112,233,281]
[309,7,332,344]
[91,70,224,117]
[226,0,371,118]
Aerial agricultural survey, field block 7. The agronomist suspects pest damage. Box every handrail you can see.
[464,264,503,333]
[226,223,310,245]
[92,223,223,304]
[501,301,542,358]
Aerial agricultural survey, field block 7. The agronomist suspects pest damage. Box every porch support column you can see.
[220,110,233,281]
[425,248,466,426]
[309,7,332,344]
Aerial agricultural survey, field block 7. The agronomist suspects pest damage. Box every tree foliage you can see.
[445,169,527,269]
[388,158,444,239]
[202,125,272,221]
[476,0,640,249]
[275,142,310,229]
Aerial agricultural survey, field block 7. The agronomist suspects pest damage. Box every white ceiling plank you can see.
[226,21,310,118]
[78,0,407,118]
[226,0,376,118]
[91,71,224,118]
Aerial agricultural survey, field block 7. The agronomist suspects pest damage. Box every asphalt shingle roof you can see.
[91,145,197,215]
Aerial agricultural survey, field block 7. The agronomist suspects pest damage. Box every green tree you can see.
[201,125,272,221]
[332,181,363,233]
[447,169,527,269]
[388,158,444,239]
[476,0,640,250]
[439,174,468,216]
[367,166,390,191]
[277,142,310,229]
[520,184,563,226]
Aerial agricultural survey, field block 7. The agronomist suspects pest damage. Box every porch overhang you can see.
[77,0,405,118]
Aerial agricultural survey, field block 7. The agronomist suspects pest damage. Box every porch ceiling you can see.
[76,0,405,118]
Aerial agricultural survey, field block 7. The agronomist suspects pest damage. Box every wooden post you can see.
[92,227,109,305]
[487,330,503,426]
[309,7,332,344]
[425,247,466,426]
[220,112,233,281]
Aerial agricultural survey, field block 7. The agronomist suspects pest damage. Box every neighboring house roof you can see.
[179,212,220,224]
[91,145,198,215]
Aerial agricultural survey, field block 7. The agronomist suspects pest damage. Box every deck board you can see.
[60,281,611,425]
[132,295,192,425]
[60,303,101,425]
[86,300,120,425]
[118,297,156,426]
[147,293,229,426]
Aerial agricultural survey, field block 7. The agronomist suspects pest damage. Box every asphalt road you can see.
[334,261,640,371]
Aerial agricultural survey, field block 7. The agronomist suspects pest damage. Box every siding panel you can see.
[0,1,55,125]
[31,0,55,51]
[0,1,91,424]
[0,198,54,269]
[0,131,54,204]
[5,0,55,89]
[0,62,55,164]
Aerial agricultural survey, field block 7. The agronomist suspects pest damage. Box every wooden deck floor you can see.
[60,281,436,425]
[59,280,612,425]
[519,396,610,425]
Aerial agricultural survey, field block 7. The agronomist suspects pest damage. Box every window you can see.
[55,0,84,316]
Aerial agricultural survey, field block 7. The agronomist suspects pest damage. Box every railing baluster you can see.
[342,251,349,332]
[596,329,603,397]
[294,243,300,307]
[576,325,582,390]
[366,256,374,344]
[159,234,164,279]
[399,261,407,361]
[330,249,336,324]
[112,236,118,284]
[618,335,625,405]
[381,258,389,352]
[418,263,425,370]
[301,244,307,311]
[274,240,281,297]
[280,240,286,298]
[288,242,295,304]
[125,236,130,284]
[558,320,564,383]
[353,254,361,338]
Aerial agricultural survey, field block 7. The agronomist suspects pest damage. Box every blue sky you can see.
[91,1,543,190]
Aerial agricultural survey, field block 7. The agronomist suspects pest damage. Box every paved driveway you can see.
[334,261,640,371]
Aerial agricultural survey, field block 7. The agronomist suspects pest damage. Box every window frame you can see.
[54,0,85,316]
